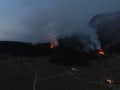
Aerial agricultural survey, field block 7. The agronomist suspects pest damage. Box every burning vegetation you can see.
[97,49,105,55]
[50,41,58,49]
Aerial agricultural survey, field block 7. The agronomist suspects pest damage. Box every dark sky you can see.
[0,0,120,43]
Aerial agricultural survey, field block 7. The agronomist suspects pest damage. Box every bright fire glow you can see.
[50,41,58,49]
[98,49,105,55]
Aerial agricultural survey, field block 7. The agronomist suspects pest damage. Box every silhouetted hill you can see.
[89,11,120,52]
[0,39,100,66]
[0,41,51,56]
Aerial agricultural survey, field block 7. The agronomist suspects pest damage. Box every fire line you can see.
[98,49,105,55]
[50,42,57,49]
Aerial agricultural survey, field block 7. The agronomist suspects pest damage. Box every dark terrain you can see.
[0,51,120,90]
[0,40,120,90]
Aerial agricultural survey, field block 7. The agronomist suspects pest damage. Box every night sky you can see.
[0,0,120,43]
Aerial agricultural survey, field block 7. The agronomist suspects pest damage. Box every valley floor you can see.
[0,53,120,90]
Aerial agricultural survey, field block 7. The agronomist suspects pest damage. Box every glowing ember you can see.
[98,49,105,55]
[50,42,58,49]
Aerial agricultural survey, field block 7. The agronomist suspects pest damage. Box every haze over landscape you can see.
[0,1,120,90]
[0,0,120,51]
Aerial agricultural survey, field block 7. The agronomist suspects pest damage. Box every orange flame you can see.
[98,49,105,55]
[50,41,58,49]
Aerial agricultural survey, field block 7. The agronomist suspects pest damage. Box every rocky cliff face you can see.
[89,11,120,51]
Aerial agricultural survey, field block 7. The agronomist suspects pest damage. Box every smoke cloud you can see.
[0,0,120,51]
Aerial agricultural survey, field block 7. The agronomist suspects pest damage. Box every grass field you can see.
[0,53,120,90]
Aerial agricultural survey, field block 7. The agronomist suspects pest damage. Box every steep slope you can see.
[89,11,120,51]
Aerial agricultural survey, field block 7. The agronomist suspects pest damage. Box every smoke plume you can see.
[0,0,120,51]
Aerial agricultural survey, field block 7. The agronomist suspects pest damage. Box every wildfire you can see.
[98,49,105,55]
[50,41,58,49]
